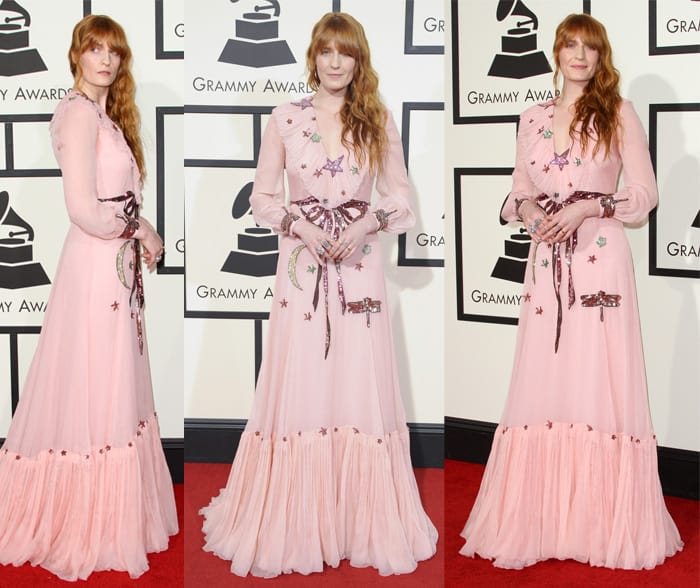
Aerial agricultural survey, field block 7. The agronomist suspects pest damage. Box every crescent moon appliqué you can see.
[287,244,305,290]
[116,241,132,289]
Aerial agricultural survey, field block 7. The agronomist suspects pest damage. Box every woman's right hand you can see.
[519,200,549,243]
[292,218,335,264]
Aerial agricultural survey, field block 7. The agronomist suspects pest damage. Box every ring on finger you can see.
[315,245,325,255]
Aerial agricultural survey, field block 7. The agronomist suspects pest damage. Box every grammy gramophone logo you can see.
[0,190,50,289]
[0,0,47,77]
[491,225,530,284]
[488,0,551,79]
[218,0,296,68]
[220,182,279,277]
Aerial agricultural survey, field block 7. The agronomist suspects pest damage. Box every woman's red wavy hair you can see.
[553,14,622,158]
[69,15,145,181]
[306,12,387,174]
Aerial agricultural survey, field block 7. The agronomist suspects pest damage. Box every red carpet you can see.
[446,459,699,587]
[185,462,444,587]
[0,484,184,587]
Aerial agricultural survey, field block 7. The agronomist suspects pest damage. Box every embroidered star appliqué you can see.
[322,155,344,178]
[550,149,569,170]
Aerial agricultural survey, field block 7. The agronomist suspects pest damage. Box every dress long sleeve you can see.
[250,114,287,231]
[51,99,126,240]
[501,113,540,223]
[372,113,416,234]
[608,100,658,223]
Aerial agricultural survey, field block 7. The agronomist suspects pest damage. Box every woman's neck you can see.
[313,87,345,115]
[557,81,586,110]
[75,84,109,110]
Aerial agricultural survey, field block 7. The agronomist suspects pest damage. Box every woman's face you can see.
[315,40,355,96]
[558,34,599,85]
[77,39,121,96]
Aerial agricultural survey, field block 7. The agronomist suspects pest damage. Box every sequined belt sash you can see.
[293,195,369,358]
[534,190,607,353]
[97,190,144,354]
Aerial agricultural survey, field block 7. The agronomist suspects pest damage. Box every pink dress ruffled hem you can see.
[460,422,682,569]
[202,427,437,577]
[0,414,175,581]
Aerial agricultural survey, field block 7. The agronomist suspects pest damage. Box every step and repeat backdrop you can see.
[445,0,699,452]
[184,0,445,427]
[0,0,184,439]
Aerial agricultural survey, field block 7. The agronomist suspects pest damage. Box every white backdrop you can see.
[445,0,699,452]
[184,0,445,427]
[0,0,184,439]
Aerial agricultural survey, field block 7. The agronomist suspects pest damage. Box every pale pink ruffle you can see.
[0,414,178,581]
[460,422,683,570]
[201,426,437,578]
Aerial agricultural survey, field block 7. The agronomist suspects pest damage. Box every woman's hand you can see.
[327,215,374,261]
[293,218,335,264]
[519,200,549,244]
[540,200,598,243]
[137,217,164,270]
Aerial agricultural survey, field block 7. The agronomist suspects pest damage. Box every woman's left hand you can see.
[540,200,598,243]
[327,215,374,261]
[138,217,164,270]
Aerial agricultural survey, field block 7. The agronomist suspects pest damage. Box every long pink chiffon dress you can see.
[200,97,438,577]
[0,90,178,581]
[459,98,683,569]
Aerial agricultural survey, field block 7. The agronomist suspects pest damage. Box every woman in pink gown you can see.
[0,15,177,581]
[459,14,682,570]
[200,12,437,578]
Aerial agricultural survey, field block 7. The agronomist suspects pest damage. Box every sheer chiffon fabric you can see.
[201,99,437,577]
[0,91,178,581]
[460,99,682,569]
